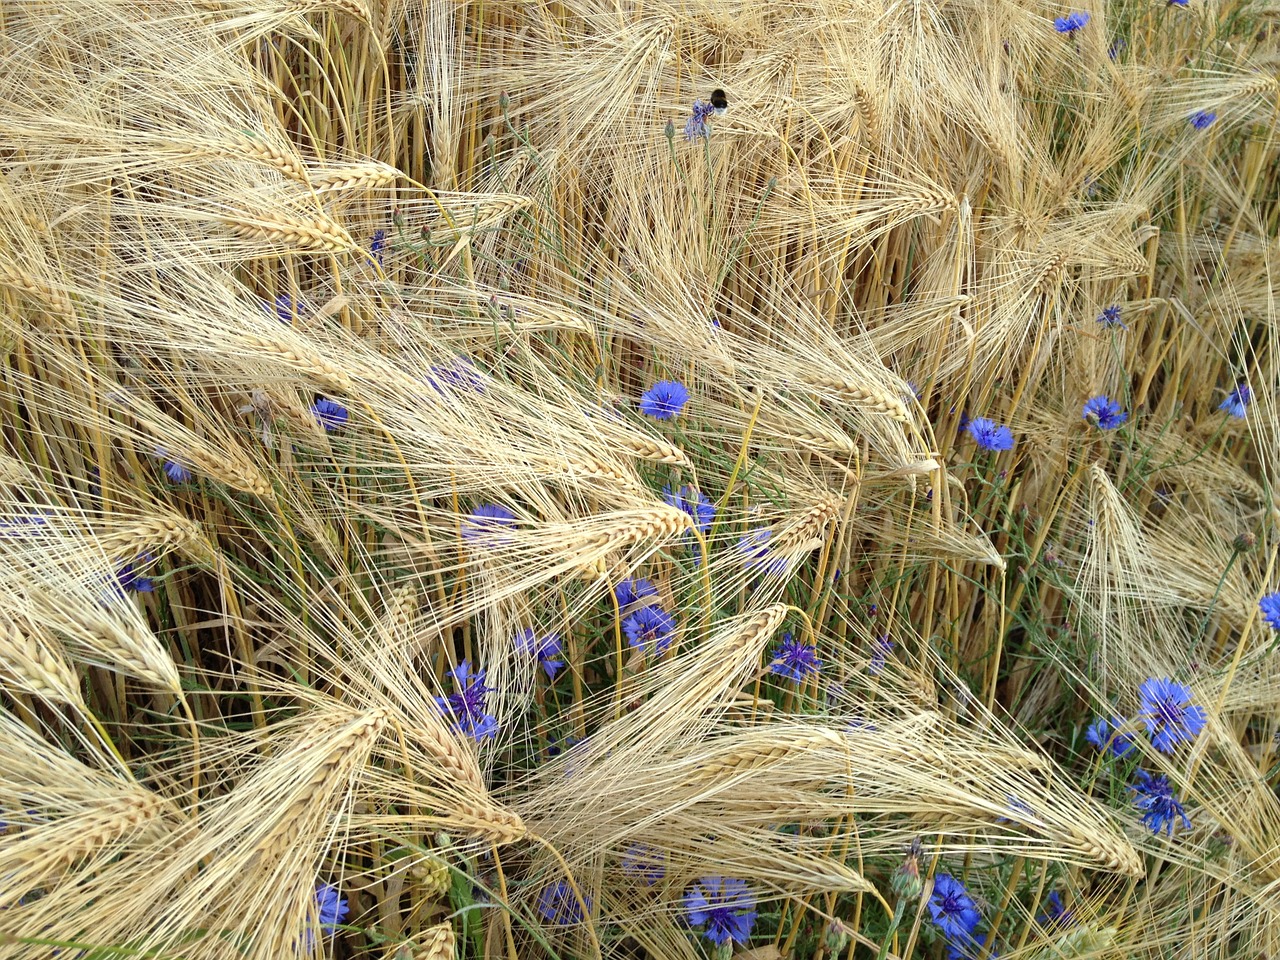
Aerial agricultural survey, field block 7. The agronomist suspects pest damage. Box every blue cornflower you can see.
[1108,38,1126,60]
[1053,11,1091,33]
[315,882,349,934]
[1189,110,1217,130]
[1129,769,1192,836]
[311,397,348,432]
[683,99,716,141]
[621,843,665,885]
[369,229,387,266]
[948,932,998,960]
[664,485,715,535]
[622,605,676,655]
[1036,890,1074,928]
[155,448,192,484]
[966,417,1014,452]
[737,528,789,576]
[1097,305,1125,329]
[1260,592,1280,630]
[461,504,517,543]
[639,380,690,420]
[683,876,757,947]
[114,556,155,594]
[869,635,894,675]
[1218,383,1251,419]
[1082,395,1128,430]
[267,293,305,323]
[433,661,498,740]
[927,873,980,941]
[1138,677,1207,752]
[768,632,821,681]
[1168,0,1189,5]
[614,577,659,609]
[514,628,564,680]
[427,356,486,395]
[537,880,590,924]
[1085,715,1137,758]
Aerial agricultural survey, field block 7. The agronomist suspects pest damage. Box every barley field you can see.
[0,1,1278,958]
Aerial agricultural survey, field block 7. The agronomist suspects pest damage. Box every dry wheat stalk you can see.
[221,212,356,253]
[310,161,401,193]
[238,332,356,393]
[287,0,372,24]
[613,434,690,465]
[0,613,85,708]
[799,375,910,421]
[55,602,183,694]
[0,263,76,321]
[94,514,204,564]
[408,922,455,960]
[184,137,310,184]
[445,799,527,845]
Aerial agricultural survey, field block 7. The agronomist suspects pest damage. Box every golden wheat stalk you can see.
[221,212,357,253]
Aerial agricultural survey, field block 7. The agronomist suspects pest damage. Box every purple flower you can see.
[622,605,676,655]
[639,380,690,420]
[1138,677,1207,752]
[1082,395,1128,430]
[869,635,894,675]
[737,528,789,575]
[1129,769,1192,836]
[1053,11,1091,33]
[369,229,387,266]
[427,356,486,395]
[433,661,498,740]
[114,556,155,594]
[537,880,590,924]
[966,417,1014,452]
[1036,890,1074,928]
[1097,305,1125,329]
[928,873,980,940]
[768,633,821,681]
[1189,110,1217,130]
[315,882,349,934]
[621,843,664,885]
[267,293,305,323]
[461,504,516,544]
[683,99,716,141]
[683,876,757,946]
[614,577,659,609]
[1260,592,1280,630]
[514,628,564,680]
[311,397,348,432]
[1218,383,1251,419]
[154,448,192,484]
[1085,715,1137,758]
[664,484,715,535]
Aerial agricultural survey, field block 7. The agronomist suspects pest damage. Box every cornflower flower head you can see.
[683,98,715,141]
[683,876,758,946]
[966,417,1014,452]
[314,882,349,934]
[1167,0,1188,5]
[664,484,715,535]
[928,873,980,941]
[1097,304,1125,329]
[622,604,676,655]
[1053,11,1090,33]
[514,628,564,680]
[311,397,348,432]
[154,448,192,484]
[1260,591,1280,630]
[638,380,690,420]
[267,293,305,323]
[621,843,665,885]
[737,528,789,576]
[891,838,924,900]
[1189,110,1217,130]
[369,228,387,266]
[537,880,590,925]
[433,661,498,740]
[768,632,821,681]
[1085,715,1137,757]
[1138,677,1207,752]
[1036,890,1074,929]
[427,356,486,395]
[1129,769,1192,836]
[614,577,658,610]
[868,635,894,675]
[1082,395,1128,430]
[461,503,516,544]
[1218,383,1251,419]
[114,555,155,595]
